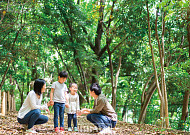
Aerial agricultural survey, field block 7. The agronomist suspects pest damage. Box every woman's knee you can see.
[44,116,48,123]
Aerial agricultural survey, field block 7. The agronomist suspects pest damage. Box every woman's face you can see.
[41,83,46,93]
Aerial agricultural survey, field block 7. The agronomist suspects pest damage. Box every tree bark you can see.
[179,9,190,129]
[146,2,164,125]
[138,81,157,123]
[112,56,122,110]
[74,49,89,103]
[161,11,169,128]
[1,91,6,115]
[178,90,189,129]
[0,60,11,90]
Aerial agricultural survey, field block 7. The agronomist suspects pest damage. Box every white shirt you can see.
[65,93,80,114]
[51,81,68,103]
[17,90,48,119]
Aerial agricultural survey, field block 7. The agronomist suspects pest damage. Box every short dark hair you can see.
[34,79,46,96]
[90,83,101,95]
[59,71,68,78]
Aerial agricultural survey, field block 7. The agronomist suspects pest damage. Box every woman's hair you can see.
[34,79,46,96]
[90,83,101,95]
[58,71,68,78]
[69,83,78,88]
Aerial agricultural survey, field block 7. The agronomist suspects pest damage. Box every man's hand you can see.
[80,108,90,115]
[77,110,82,116]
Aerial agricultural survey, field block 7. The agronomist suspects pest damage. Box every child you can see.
[65,83,80,132]
[50,71,68,132]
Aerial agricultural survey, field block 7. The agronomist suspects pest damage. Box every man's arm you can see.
[90,99,105,114]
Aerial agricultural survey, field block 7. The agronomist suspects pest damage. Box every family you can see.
[17,71,117,134]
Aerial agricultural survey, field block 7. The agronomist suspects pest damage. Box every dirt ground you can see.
[0,112,189,135]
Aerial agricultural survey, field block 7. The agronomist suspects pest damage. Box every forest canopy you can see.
[0,0,190,132]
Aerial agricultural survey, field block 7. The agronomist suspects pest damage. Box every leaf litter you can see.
[0,112,189,135]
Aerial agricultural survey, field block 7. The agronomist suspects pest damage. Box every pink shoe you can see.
[55,127,59,132]
[60,127,64,131]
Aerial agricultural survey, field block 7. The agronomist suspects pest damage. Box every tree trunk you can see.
[7,91,10,112]
[74,49,89,103]
[0,60,11,90]
[179,10,190,129]
[112,56,122,110]
[146,2,164,125]
[1,91,6,115]
[20,92,24,108]
[178,90,189,129]
[122,99,128,121]
[138,81,157,123]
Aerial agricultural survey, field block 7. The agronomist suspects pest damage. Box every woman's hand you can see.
[46,108,50,114]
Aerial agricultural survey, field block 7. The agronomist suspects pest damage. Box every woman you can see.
[17,79,51,133]
[78,83,117,134]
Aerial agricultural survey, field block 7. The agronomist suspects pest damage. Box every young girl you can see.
[65,83,80,132]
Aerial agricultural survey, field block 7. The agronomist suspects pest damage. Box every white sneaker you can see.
[98,127,112,134]
[26,129,37,133]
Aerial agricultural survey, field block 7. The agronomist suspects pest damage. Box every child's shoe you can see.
[68,127,72,131]
[55,127,59,132]
[60,127,64,131]
[74,127,78,132]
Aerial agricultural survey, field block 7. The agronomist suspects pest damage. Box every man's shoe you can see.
[98,127,112,134]
[55,127,59,132]
[74,127,78,132]
[26,129,37,133]
[22,124,28,130]
[68,127,72,131]
[60,127,64,131]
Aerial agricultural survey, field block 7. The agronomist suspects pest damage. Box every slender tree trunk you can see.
[112,56,122,110]
[74,50,89,103]
[15,79,23,107]
[0,60,11,90]
[146,2,164,124]
[138,81,157,123]
[178,90,189,129]
[179,10,190,129]
[106,45,114,106]
[7,91,10,112]
[161,11,169,128]
[122,99,128,121]
[1,91,6,115]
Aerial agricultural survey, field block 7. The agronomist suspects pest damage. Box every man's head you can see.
[90,83,101,96]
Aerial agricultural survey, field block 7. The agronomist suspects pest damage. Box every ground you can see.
[0,112,189,135]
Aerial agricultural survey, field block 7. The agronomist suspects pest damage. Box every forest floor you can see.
[0,112,189,135]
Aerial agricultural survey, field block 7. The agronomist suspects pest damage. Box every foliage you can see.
[0,0,189,132]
